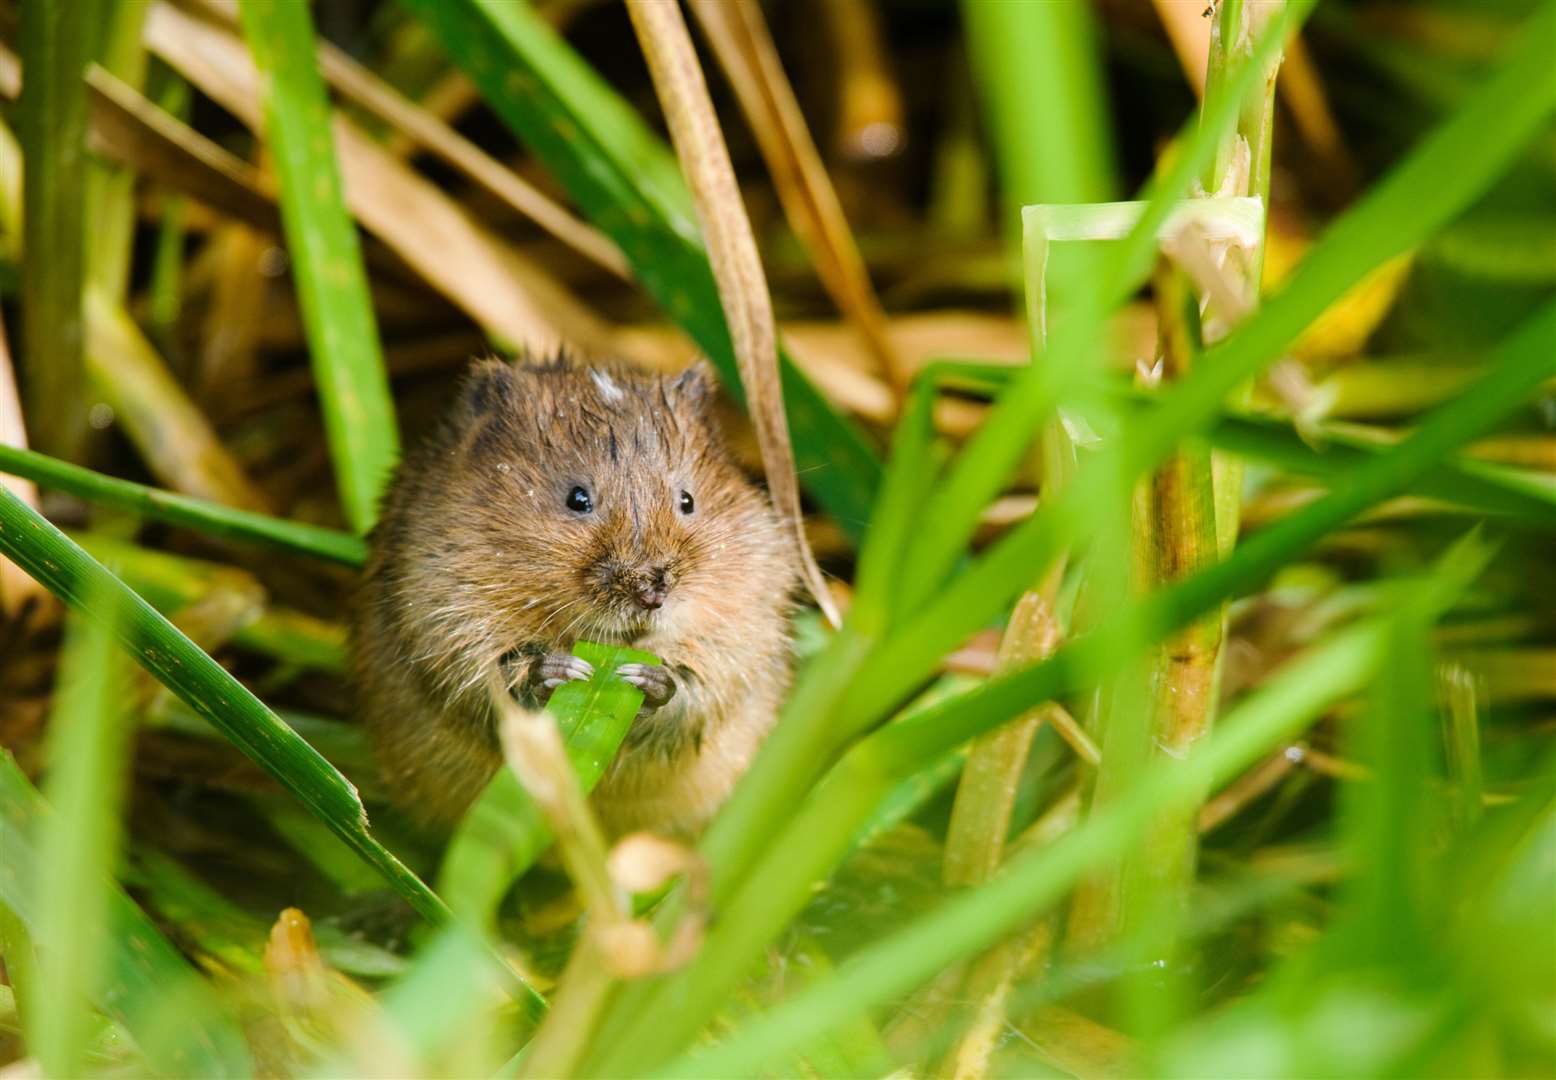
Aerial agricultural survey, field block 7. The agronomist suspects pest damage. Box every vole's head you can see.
[441,357,785,647]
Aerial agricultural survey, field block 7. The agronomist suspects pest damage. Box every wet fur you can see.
[351,357,796,837]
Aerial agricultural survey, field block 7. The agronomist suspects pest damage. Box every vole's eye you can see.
[679,490,695,515]
[566,486,593,514]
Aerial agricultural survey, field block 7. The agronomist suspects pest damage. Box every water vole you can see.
[351,356,796,837]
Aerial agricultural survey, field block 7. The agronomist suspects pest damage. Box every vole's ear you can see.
[670,360,718,420]
[457,359,520,421]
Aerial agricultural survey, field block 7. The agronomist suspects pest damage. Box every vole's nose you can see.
[634,566,670,611]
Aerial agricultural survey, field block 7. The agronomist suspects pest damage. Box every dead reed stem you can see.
[627,0,840,628]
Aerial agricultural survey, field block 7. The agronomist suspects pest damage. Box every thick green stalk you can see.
[936,578,1066,1078]
[942,584,1066,889]
[1083,1,1279,978]
[1068,264,1225,1026]
[18,0,98,458]
[240,0,399,534]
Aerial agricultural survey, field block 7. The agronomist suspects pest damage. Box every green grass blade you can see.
[1202,414,1556,527]
[1340,602,1439,968]
[923,367,1556,525]
[17,0,94,458]
[438,641,656,926]
[0,443,367,565]
[401,0,881,540]
[32,603,134,1078]
[239,0,398,535]
[0,486,467,943]
[850,376,942,630]
[961,0,1116,233]
[0,753,251,1076]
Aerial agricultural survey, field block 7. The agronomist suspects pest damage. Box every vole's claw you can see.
[617,662,676,709]
[539,652,594,690]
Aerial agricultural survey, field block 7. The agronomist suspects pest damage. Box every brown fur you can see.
[351,356,796,837]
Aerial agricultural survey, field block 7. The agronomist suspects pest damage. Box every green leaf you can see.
[400,0,881,541]
[439,641,657,926]
[240,0,399,534]
[850,376,943,630]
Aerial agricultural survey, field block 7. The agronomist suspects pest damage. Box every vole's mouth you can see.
[587,611,655,646]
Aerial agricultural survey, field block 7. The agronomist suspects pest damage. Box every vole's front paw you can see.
[616,662,676,711]
[538,652,594,690]
[501,648,592,707]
